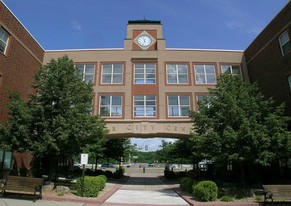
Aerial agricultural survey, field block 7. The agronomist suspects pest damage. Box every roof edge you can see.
[128,19,161,25]
[0,0,45,51]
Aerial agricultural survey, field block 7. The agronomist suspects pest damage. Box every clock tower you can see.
[124,20,166,51]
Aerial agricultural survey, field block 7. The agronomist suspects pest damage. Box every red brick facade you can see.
[0,0,290,128]
[245,2,291,118]
[0,1,44,123]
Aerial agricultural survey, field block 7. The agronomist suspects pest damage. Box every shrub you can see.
[113,167,125,178]
[180,177,197,193]
[220,195,234,202]
[193,180,218,202]
[104,170,113,178]
[164,169,177,179]
[96,175,107,190]
[75,176,102,197]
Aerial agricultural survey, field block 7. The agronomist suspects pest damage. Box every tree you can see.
[103,139,132,165]
[0,93,32,151]
[0,56,106,179]
[83,136,106,171]
[190,75,291,182]
[156,140,174,163]
[156,139,193,164]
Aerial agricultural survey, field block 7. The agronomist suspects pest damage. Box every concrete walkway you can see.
[104,169,189,206]
[0,168,261,206]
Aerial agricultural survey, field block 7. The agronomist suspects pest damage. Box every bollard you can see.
[143,167,145,173]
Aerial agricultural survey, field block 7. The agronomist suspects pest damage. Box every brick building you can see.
[44,20,246,138]
[245,1,291,122]
[0,0,290,136]
[0,1,44,123]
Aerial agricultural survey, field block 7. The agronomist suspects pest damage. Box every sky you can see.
[2,0,289,151]
[2,0,289,51]
[130,138,176,152]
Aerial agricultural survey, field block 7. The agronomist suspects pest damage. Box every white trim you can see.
[221,64,242,76]
[133,95,156,117]
[194,64,217,84]
[99,95,123,117]
[168,95,190,117]
[278,30,290,56]
[45,47,244,53]
[101,64,123,84]
[166,64,189,84]
[45,48,124,52]
[167,48,244,52]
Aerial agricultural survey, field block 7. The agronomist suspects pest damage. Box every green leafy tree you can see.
[103,139,131,165]
[83,136,106,171]
[134,151,157,163]
[156,140,175,163]
[0,93,32,151]
[1,56,106,179]
[191,75,291,181]
[168,139,193,164]
[156,139,193,164]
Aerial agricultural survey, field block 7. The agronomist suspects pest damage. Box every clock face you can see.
[137,35,152,47]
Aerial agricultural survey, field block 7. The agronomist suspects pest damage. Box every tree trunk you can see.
[48,156,58,181]
[95,155,98,171]
[238,161,246,186]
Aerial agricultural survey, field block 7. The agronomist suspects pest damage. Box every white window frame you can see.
[99,95,122,117]
[167,95,190,117]
[221,64,241,77]
[166,64,189,84]
[0,27,9,54]
[76,64,95,83]
[101,64,123,84]
[278,30,291,56]
[134,64,156,84]
[194,64,217,84]
[133,95,156,117]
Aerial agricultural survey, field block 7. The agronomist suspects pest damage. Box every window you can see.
[194,64,216,84]
[166,64,188,84]
[197,95,207,103]
[221,65,241,76]
[99,96,122,117]
[76,64,95,83]
[0,27,9,53]
[288,75,291,93]
[134,64,156,84]
[278,30,291,56]
[133,95,156,117]
[196,95,211,109]
[168,95,190,117]
[101,64,123,84]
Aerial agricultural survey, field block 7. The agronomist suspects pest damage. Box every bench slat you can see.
[1,176,43,202]
[263,185,291,203]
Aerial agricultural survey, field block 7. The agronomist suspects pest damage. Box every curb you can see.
[159,176,261,206]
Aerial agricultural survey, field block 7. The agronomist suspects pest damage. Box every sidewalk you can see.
[103,170,189,206]
[0,168,261,206]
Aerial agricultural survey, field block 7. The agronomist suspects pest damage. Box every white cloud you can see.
[246,26,263,35]
[225,21,244,29]
[70,21,82,31]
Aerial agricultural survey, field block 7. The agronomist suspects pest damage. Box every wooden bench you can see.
[0,176,43,202]
[262,185,291,206]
